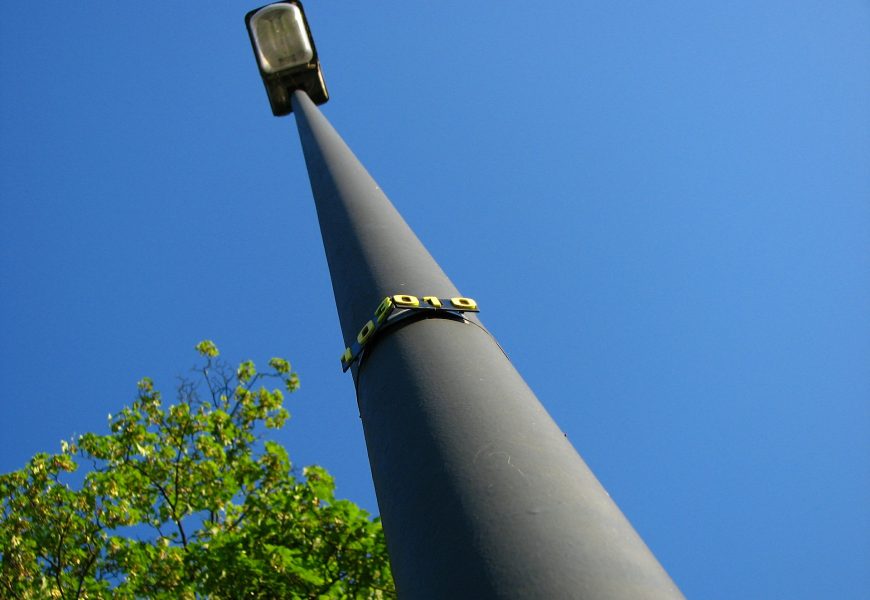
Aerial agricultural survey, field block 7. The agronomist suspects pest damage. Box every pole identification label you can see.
[341,295,479,372]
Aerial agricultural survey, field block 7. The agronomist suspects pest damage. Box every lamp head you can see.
[245,1,328,116]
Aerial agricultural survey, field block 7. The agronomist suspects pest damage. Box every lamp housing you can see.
[245,1,328,116]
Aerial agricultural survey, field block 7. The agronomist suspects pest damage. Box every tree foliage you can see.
[0,342,394,599]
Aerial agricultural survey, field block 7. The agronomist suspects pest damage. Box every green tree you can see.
[0,341,395,599]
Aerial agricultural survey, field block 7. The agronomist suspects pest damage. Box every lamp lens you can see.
[251,4,314,73]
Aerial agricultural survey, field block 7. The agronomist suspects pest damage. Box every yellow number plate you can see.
[341,295,479,372]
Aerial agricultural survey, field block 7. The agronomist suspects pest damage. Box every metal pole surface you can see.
[291,90,684,599]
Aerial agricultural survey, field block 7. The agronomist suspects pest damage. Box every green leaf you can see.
[195,340,219,358]
[268,357,291,374]
[237,360,256,382]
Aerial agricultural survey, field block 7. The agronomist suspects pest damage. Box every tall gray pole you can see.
[291,90,683,599]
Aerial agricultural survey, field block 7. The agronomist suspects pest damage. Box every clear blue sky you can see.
[1,2,868,598]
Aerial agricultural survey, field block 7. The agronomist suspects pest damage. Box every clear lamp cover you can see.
[251,4,314,74]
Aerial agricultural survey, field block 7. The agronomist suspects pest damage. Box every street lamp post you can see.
[245,1,327,115]
[246,3,685,598]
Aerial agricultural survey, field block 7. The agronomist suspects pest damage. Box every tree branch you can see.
[73,544,101,600]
